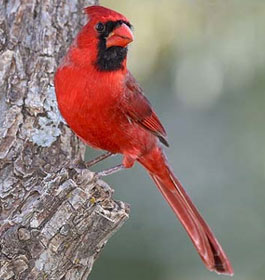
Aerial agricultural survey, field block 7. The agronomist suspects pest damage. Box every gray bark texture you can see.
[0,1,129,279]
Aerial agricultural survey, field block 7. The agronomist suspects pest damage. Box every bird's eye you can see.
[95,22,105,33]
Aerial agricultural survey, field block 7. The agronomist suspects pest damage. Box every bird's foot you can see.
[96,164,124,177]
[85,151,113,168]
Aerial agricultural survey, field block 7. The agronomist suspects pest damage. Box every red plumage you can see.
[54,6,233,275]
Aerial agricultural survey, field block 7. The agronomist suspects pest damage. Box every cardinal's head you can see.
[74,6,134,72]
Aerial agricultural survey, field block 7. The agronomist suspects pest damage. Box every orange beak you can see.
[106,23,134,48]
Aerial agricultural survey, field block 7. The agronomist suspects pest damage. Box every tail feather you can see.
[138,147,233,275]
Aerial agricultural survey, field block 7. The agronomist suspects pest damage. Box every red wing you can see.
[122,72,169,146]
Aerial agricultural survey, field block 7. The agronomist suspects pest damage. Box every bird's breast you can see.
[55,65,129,153]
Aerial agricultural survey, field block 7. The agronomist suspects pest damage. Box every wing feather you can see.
[122,72,169,147]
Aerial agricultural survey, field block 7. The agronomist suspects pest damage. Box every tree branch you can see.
[0,1,129,279]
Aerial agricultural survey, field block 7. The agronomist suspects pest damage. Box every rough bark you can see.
[0,1,129,279]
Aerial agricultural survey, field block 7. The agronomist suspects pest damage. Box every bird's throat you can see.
[96,45,128,71]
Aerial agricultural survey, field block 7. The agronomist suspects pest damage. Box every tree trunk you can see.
[0,1,129,279]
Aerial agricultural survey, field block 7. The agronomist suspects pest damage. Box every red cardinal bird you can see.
[54,6,233,275]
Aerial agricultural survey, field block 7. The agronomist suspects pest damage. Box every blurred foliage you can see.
[88,0,265,279]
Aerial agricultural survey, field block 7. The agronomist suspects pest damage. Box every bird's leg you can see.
[96,154,136,177]
[96,164,124,177]
[86,151,113,168]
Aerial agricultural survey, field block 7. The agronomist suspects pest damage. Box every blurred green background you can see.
[88,0,265,279]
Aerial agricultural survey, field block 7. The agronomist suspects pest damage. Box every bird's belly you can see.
[61,100,155,157]
[60,99,127,153]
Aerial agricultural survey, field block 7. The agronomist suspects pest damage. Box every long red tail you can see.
[138,146,233,275]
